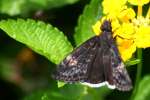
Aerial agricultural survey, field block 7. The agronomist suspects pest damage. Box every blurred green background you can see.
[0,0,150,100]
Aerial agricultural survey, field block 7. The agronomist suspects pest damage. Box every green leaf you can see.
[59,84,86,100]
[0,19,73,64]
[74,0,103,45]
[133,76,150,100]
[23,85,111,100]
[23,85,86,100]
[79,86,111,100]
[0,0,79,16]
[57,81,66,88]
[23,90,66,100]
[125,58,141,66]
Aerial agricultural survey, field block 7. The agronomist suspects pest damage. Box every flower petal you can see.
[115,23,135,39]
[102,0,127,18]
[134,26,150,48]
[92,20,101,36]
[118,8,136,22]
[111,18,121,32]
[116,37,136,61]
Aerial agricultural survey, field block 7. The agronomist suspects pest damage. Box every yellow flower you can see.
[102,0,127,18]
[116,37,136,61]
[92,0,150,61]
[128,0,150,6]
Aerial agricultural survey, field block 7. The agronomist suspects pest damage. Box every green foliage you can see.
[23,85,111,100]
[133,76,150,100]
[0,57,14,79]
[125,59,141,67]
[0,0,24,16]
[23,85,86,100]
[0,0,79,16]
[0,19,73,64]
[74,0,103,45]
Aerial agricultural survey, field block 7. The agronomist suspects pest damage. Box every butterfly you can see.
[52,20,132,91]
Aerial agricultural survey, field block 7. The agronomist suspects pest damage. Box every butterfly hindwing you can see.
[101,31,132,91]
[112,63,132,91]
[99,30,132,91]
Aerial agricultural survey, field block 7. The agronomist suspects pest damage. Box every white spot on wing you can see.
[66,55,78,66]
[66,55,72,60]
[81,82,115,89]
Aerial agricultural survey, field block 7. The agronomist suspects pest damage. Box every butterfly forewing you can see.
[53,36,99,83]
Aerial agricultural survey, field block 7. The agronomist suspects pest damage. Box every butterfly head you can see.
[100,20,112,32]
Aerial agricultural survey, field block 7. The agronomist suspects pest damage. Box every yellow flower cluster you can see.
[92,0,150,61]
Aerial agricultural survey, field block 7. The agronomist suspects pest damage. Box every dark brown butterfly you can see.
[52,20,132,91]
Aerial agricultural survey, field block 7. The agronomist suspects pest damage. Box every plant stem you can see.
[135,49,142,85]
[131,1,143,99]
[131,49,142,100]
[137,6,142,16]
